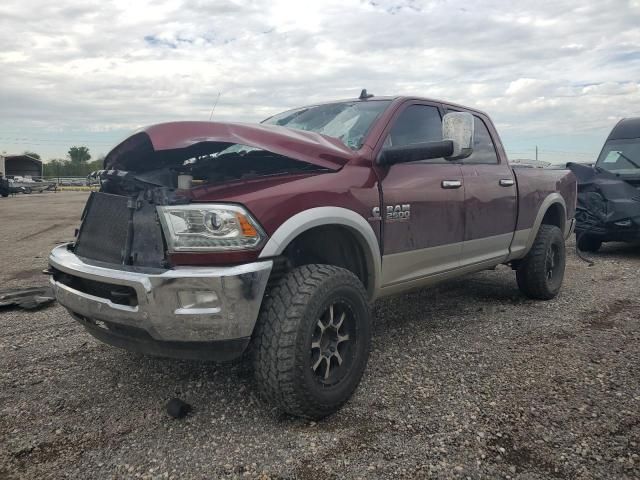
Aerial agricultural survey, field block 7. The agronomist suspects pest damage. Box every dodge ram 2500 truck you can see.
[49,94,577,419]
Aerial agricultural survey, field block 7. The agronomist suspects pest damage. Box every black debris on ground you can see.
[166,398,192,419]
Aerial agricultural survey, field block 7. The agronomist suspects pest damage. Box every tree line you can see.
[25,147,105,178]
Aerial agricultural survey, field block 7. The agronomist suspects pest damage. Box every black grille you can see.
[75,192,129,264]
[74,192,167,267]
[52,268,138,306]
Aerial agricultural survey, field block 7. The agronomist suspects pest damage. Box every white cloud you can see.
[505,78,551,97]
[0,0,638,163]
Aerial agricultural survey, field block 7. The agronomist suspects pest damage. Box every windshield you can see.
[596,139,640,174]
[263,100,391,150]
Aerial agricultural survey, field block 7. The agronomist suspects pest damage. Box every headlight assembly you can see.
[157,204,265,252]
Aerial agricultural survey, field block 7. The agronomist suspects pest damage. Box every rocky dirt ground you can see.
[1,192,639,479]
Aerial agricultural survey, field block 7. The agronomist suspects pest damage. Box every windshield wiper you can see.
[617,151,640,169]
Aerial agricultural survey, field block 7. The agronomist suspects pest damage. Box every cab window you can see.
[384,105,447,164]
[388,105,443,146]
[464,117,499,164]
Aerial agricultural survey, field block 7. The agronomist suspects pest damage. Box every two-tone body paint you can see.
[105,96,577,299]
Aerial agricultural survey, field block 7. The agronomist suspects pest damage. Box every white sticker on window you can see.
[603,151,622,163]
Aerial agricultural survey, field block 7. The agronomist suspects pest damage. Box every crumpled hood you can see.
[104,121,357,171]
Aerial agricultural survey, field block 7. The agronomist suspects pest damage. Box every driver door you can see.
[376,102,465,289]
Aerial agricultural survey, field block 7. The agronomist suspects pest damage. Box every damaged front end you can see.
[48,121,347,360]
[568,163,640,243]
[70,121,347,269]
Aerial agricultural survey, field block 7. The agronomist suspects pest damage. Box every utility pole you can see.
[535,145,538,162]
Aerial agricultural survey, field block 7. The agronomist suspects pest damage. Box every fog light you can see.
[177,291,219,309]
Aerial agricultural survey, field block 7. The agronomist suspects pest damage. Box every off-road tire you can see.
[577,234,602,253]
[251,264,371,420]
[516,225,566,300]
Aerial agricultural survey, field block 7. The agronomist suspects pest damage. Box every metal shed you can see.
[0,154,43,178]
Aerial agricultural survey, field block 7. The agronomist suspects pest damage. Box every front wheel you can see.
[516,225,566,300]
[577,234,602,252]
[251,264,371,419]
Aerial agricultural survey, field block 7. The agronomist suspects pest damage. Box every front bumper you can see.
[49,244,272,360]
[574,224,640,242]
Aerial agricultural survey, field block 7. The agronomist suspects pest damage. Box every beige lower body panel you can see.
[507,228,532,261]
[381,242,463,287]
[379,232,520,298]
[379,257,505,297]
[460,232,512,266]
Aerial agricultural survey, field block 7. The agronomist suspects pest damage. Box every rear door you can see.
[449,110,517,265]
[376,101,465,287]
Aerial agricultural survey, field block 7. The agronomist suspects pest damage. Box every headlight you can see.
[157,204,265,251]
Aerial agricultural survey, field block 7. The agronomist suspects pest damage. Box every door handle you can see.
[499,179,515,187]
[441,180,462,189]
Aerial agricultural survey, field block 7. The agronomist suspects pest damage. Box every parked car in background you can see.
[1,178,28,196]
[0,177,11,197]
[570,117,640,252]
[49,94,577,419]
[7,177,56,194]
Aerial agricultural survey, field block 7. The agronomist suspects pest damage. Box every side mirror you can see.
[377,141,456,166]
[376,111,475,166]
[442,112,474,160]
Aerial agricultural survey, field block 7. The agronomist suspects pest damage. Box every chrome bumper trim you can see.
[49,244,272,342]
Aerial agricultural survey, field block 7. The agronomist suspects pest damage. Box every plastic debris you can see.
[166,398,192,419]
[0,286,56,310]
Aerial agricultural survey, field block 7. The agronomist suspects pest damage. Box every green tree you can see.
[42,159,66,178]
[43,157,104,178]
[68,146,91,164]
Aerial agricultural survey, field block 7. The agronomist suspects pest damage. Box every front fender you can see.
[258,207,382,299]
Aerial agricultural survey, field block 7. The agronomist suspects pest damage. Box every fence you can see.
[3,176,99,194]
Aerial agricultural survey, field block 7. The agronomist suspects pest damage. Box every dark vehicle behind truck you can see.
[571,117,640,252]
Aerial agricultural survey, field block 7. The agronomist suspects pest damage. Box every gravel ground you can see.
[1,192,639,479]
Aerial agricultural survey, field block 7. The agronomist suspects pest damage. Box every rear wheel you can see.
[577,234,602,252]
[251,264,371,419]
[516,225,566,300]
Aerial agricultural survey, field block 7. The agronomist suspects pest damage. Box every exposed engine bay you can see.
[98,145,329,195]
[73,143,330,269]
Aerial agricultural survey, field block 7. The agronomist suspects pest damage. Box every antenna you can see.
[359,89,374,100]
[209,92,221,120]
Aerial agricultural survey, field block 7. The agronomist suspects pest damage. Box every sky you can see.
[1,0,639,165]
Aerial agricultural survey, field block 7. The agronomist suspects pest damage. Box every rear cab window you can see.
[464,117,499,164]
[445,107,500,164]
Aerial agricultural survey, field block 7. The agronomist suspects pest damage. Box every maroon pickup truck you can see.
[49,94,576,419]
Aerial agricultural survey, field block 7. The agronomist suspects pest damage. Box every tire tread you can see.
[251,264,370,419]
[516,224,565,300]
